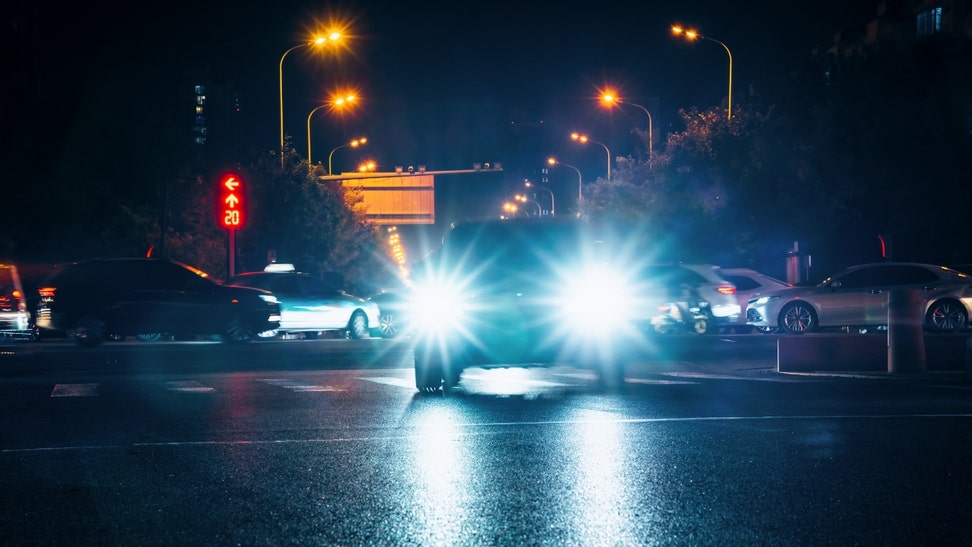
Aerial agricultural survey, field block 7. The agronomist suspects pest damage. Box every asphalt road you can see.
[1,336,969,546]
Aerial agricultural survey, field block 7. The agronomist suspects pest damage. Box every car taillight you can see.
[39,286,56,298]
[717,285,736,295]
[0,295,10,311]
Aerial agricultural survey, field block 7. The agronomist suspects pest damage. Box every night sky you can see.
[16,0,877,227]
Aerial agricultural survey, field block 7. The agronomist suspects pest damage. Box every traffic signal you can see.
[219,173,244,229]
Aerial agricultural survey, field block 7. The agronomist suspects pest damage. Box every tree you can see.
[232,142,397,293]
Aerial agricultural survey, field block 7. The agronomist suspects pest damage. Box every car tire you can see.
[926,299,967,332]
[414,353,444,392]
[779,302,816,334]
[377,311,400,338]
[74,316,107,346]
[136,333,162,342]
[222,315,254,344]
[347,311,369,339]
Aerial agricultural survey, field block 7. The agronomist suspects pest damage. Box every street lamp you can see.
[279,32,341,165]
[502,201,520,219]
[547,157,583,201]
[671,25,733,121]
[570,132,611,181]
[515,194,542,217]
[307,93,357,172]
[599,90,653,160]
[357,160,377,172]
[524,180,554,217]
[328,137,368,175]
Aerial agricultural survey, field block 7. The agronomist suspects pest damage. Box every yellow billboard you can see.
[342,174,434,225]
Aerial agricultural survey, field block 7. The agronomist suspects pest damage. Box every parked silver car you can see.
[227,268,381,339]
[716,267,792,333]
[746,262,972,334]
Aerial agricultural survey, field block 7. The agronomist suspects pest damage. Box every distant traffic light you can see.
[219,173,244,229]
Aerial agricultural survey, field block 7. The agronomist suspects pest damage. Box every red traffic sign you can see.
[219,173,244,228]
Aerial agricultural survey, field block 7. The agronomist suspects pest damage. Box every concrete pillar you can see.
[887,289,926,373]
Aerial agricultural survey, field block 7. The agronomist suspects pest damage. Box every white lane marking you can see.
[626,378,698,385]
[258,379,345,392]
[166,381,216,393]
[51,384,99,397]
[5,414,970,454]
[358,376,414,389]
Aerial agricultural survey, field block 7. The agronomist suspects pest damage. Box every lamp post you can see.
[307,94,357,172]
[599,91,653,160]
[570,132,611,181]
[671,25,733,121]
[547,157,583,201]
[524,180,554,217]
[279,32,340,166]
[328,137,368,175]
[306,105,327,172]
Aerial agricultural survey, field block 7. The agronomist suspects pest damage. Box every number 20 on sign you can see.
[219,173,244,229]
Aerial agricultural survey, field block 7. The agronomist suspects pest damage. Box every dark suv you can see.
[35,258,281,346]
[409,218,638,392]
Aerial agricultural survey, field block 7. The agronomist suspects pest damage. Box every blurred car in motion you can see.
[716,267,792,333]
[0,263,38,341]
[367,288,412,339]
[227,266,380,339]
[746,262,972,334]
[410,218,680,392]
[634,263,741,335]
[35,258,280,346]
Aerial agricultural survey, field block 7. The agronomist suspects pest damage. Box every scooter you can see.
[651,299,712,335]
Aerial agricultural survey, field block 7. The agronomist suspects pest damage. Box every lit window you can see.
[195,106,203,115]
[916,7,942,37]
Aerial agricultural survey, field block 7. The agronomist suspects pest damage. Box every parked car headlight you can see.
[750,295,780,306]
[259,294,279,304]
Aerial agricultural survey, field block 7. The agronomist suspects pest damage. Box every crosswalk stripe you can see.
[358,376,414,388]
[258,379,344,392]
[166,381,216,393]
[51,384,99,397]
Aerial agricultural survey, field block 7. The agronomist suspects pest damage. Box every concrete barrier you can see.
[777,333,971,373]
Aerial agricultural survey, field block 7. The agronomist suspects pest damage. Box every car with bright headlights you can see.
[35,258,280,346]
[409,218,650,392]
[745,261,972,334]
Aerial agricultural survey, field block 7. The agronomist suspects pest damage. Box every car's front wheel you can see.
[926,299,967,332]
[779,302,816,334]
[74,316,107,346]
[136,333,162,342]
[347,311,369,339]
[377,310,400,338]
[222,315,254,343]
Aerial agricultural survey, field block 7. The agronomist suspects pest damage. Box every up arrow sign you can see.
[225,194,240,207]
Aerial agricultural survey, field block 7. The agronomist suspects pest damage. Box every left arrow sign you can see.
[224,177,240,191]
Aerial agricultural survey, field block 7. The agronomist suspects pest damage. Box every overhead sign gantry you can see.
[318,163,502,225]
